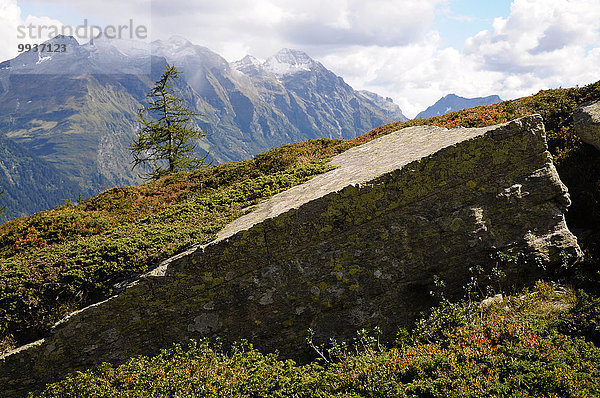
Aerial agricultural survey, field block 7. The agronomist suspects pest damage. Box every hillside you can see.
[0,135,82,218]
[0,35,406,219]
[1,80,600,396]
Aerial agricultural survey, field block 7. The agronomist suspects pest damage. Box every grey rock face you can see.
[574,100,600,151]
[0,115,581,397]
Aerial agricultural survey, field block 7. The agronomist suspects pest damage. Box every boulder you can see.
[0,115,582,397]
[574,100,600,150]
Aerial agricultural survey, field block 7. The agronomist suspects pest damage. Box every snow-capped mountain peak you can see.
[264,48,315,76]
[151,35,199,58]
[151,36,229,71]
[231,54,263,74]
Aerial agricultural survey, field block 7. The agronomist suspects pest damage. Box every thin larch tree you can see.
[130,64,209,180]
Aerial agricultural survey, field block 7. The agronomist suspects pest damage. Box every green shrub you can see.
[34,283,600,398]
[554,290,600,345]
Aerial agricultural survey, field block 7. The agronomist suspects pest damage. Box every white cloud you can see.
[465,0,600,75]
[0,0,23,61]
[277,0,446,48]
[21,0,442,59]
[0,1,64,61]
[449,15,476,23]
[323,0,600,117]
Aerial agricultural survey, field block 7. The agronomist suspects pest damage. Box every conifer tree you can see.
[130,64,209,180]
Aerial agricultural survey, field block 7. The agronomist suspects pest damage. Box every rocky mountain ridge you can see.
[416,93,503,119]
[0,35,407,219]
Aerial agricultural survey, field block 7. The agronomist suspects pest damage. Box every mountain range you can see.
[415,93,503,119]
[0,35,407,219]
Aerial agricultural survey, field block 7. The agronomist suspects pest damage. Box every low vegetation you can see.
[34,282,600,397]
[0,139,351,352]
[1,80,600,396]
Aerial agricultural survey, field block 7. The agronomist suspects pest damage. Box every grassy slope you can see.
[0,139,351,352]
[1,80,600,395]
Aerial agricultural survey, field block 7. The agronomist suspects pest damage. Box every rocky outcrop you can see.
[574,100,600,151]
[0,115,582,397]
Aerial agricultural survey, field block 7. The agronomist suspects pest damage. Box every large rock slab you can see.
[574,100,600,150]
[0,115,582,396]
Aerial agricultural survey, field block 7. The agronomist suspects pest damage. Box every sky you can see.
[2,0,600,118]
